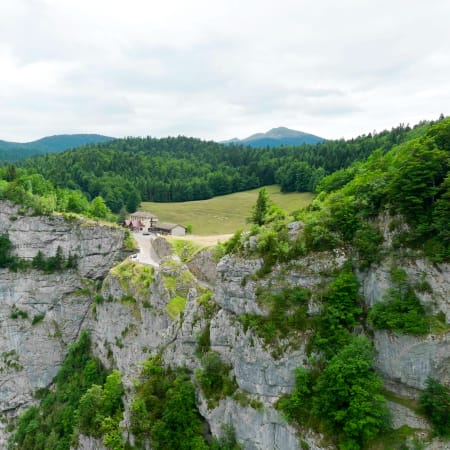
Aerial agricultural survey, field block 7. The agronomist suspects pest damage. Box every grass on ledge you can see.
[166,295,187,320]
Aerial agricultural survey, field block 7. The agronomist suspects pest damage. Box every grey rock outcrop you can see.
[0,270,92,413]
[387,401,430,430]
[215,255,264,315]
[89,268,172,380]
[374,331,450,392]
[0,202,127,446]
[0,201,128,279]
[199,397,303,450]
[151,236,173,260]
[2,207,450,449]
[187,247,217,286]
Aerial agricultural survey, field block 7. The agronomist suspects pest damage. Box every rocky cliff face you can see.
[0,201,129,447]
[1,205,449,449]
[87,246,449,449]
[0,201,127,278]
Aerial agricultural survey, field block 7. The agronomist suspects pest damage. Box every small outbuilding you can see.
[151,222,186,236]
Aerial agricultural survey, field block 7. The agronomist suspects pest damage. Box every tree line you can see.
[9,121,435,213]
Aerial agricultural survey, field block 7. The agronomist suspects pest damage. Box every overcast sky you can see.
[1,0,449,142]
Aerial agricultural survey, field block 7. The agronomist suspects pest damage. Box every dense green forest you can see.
[12,120,436,212]
[227,117,450,265]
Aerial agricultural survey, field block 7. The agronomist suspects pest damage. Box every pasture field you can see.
[140,185,313,236]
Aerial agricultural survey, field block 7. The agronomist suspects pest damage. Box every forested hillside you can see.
[1,117,449,450]
[0,134,115,162]
[229,117,450,267]
[17,120,435,212]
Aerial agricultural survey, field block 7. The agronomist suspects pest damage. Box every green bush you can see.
[195,324,211,358]
[312,337,390,449]
[196,351,237,402]
[419,378,450,437]
[31,313,45,325]
[10,332,109,450]
[312,271,362,358]
[78,370,124,446]
[368,288,429,335]
[352,223,383,268]
[32,247,78,273]
[0,233,14,268]
[130,356,211,449]
[280,338,389,449]
[277,367,314,424]
[239,287,311,347]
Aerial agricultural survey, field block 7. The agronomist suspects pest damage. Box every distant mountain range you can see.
[0,134,115,162]
[0,128,324,162]
[222,127,325,148]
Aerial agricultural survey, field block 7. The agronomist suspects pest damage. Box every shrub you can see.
[277,367,314,423]
[130,356,211,449]
[0,233,14,268]
[312,271,362,358]
[195,324,211,358]
[196,351,237,402]
[312,337,389,448]
[420,378,450,437]
[31,313,45,325]
[238,287,311,348]
[10,332,109,450]
[368,288,429,335]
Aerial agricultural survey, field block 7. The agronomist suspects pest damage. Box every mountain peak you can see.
[222,127,325,148]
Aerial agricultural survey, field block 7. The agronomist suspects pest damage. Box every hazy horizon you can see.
[1,0,448,142]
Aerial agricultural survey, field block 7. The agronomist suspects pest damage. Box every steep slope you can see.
[0,201,129,447]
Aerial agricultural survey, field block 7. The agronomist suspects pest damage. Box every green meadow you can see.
[140,185,313,235]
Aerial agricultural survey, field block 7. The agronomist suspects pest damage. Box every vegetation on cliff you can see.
[0,233,77,273]
[0,167,116,219]
[9,332,123,450]
[223,117,450,448]
[130,356,241,449]
[226,117,450,266]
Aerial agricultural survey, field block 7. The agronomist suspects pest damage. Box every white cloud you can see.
[0,0,449,141]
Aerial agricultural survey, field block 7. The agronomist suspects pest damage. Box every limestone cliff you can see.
[86,245,449,449]
[1,204,449,449]
[0,201,129,447]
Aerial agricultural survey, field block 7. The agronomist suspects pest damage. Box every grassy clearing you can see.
[140,185,313,235]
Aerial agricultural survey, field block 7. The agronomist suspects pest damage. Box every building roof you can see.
[130,211,158,219]
[153,222,186,231]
